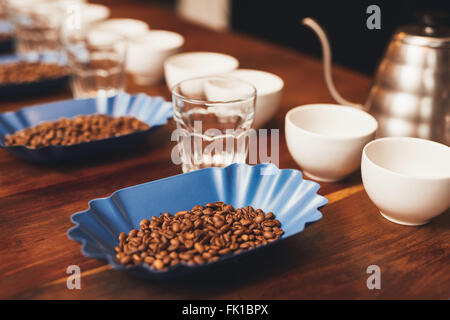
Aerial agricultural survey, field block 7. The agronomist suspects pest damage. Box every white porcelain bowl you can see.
[77,3,110,25]
[90,18,149,39]
[362,137,450,226]
[47,1,109,22]
[8,0,85,9]
[164,52,239,90]
[226,69,283,128]
[127,30,184,85]
[18,1,109,26]
[285,104,377,182]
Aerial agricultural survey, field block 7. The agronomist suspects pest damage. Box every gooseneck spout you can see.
[302,18,365,110]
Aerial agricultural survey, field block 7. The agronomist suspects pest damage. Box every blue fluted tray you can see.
[68,163,328,280]
[0,51,69,99]
[0,93,173,163]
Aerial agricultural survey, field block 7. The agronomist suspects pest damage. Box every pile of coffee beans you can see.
[0,62,70,85]
[115,201,284,271]
[5,114,150,149]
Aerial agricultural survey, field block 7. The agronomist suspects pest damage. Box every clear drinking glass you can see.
[172,76,256,172]
[63,29,126,99]
[9,2,62,53]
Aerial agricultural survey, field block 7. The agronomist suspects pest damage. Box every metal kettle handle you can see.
[302,18,366,110]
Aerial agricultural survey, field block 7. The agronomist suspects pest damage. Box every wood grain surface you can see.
[0,0,448,300]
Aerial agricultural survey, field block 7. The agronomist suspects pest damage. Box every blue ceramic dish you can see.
[0,51,69,99]
[68,163,328,280]
[0,93,172,163]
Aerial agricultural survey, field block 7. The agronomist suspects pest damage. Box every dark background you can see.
[137,0,449,75]
[231,0,450,75]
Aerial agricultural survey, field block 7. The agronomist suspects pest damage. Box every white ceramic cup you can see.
[44,1,110,25]
[285,104,378,182]
[77,3,110,25]
[226,69,284,128]
[89,18,149,39]
[126,30,184,85]
[164,51,239,90]
[362,137,450,226]
[8,0,85,9]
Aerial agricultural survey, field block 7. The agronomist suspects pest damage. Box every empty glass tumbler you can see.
[63,29,126,99]
[9,1,62,53]
[172,76,256,172]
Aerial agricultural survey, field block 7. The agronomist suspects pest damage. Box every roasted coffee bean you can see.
[254,214,264,223]
[153,259,164,270]
[5,114,150,149]
[120,256,131,265]
[144,256,155,264]
[193,255,204,265]
[179,252,192,261]
[265,212,274,220]
[163,256,171,265]
[240,242,251,249]
[194,242,204,253]
[132,254,142,264]
[202,252,212,259]
[175,210,189,217]
[139,219,149,229]
[118,232,127,241]
[193,219,203,229]
[203,208,214,215]
[116,202,284,271]
[169,251,178,259]
[218,248,230,255]
[184,239,194,249]
[129,229,138,237]
[264,231,274,239]
[171,222,180,233]
[184,232,195,240]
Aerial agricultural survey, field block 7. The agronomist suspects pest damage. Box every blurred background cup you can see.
[8,0,108,55]
[63,28,127,99]
[164,51,239,90]
[89,18,149,39]
[88,18,150,78]
[172,76,256,172]
[8,0,64,53]
[126,30,184,85]
[51,1,110,28]
[225,69,284,128]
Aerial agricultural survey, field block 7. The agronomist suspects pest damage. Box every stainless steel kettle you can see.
[302,16,450,145]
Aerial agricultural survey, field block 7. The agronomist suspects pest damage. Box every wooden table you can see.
[0,1,448,300]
